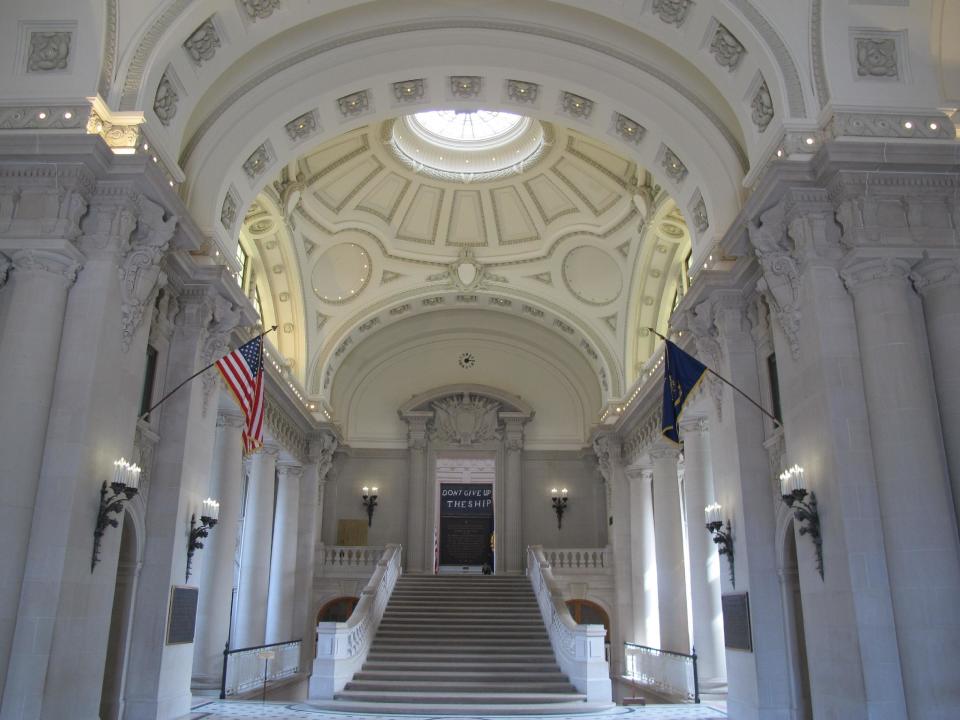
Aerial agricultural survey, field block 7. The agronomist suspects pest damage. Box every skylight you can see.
[410,110,525,145]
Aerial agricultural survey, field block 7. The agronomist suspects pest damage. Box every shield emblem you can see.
[457,261,478,287]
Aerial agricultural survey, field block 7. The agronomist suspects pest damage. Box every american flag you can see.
[216,335,265,455]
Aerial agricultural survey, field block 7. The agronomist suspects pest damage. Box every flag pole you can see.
[137,325,278,424]
[645,327,782,428]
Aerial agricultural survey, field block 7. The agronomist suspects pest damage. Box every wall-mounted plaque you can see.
[722,592,752,651]
[166,585,199,645]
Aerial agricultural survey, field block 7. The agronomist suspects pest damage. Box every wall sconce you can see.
[91,458,141,572]
[186,498,220,582]
[362,486,378,527]
[551,487,569,529]
[780,465,823,579]
[704,503,735,587]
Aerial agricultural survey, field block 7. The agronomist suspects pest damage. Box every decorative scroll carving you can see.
[183,19,220,65]
[10,250,81,285]
[200,296,244,413]
[0,254,10,288]
[710,24,746,71]
[651,0,693,27]
[153,72,178,125]
[28,32,71,72]
[592,434,614,482]
[429,393,503,445]
[119,195,178,351]
[856,37,897,79]
[748,203,801,360]
[241,0,281,21]
[751,79,773,132]
[314,431,338,486]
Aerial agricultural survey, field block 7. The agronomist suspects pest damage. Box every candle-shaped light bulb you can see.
[551,488,558,496]
[128,464,140,490]
[113,459,123,485]
[561,488,568,497]
[371,487,378,495]
[362,486,369,495]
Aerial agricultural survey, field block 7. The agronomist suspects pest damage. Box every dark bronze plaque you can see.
[722,592,752,651]
[166,585,199,645]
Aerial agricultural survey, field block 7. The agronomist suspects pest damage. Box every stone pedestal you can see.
[650,446,689,654]
[626,467,658,646]
[679,417,725,682]
[266,462,302,644]
[234,444,279,649]
[192,411,245,684]
[844,258,960,718]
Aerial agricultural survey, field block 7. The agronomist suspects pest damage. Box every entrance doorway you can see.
[435,456,495,573]
[99,513,139,720]
[781,522,813,719]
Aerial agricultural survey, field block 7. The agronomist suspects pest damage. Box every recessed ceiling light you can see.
[37,111,47,120]
[930,122,939,130]
[805,137,815,145]
[63,111,72,119]
[903,121,913,129]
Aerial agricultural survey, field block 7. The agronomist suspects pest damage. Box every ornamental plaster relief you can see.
[0,165,94,240]
[710,23,747,71]
[153,71,179,126]
[751,78,774,132]
[241,0,282,21]
[651,0,693,27]
[183,18,221,66]
[27,31,71,72]
[854,36,899,79]
[200,295,246,413]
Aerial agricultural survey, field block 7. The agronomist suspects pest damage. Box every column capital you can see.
[911,257,960,294]
[649,445,681,461]
[258,443,281,460]
[840,257,913,295]
[10,249,83,286]
[679,415,708,435]
[276,463,304,482]
[216,412,245,430]
[625,465,653,484]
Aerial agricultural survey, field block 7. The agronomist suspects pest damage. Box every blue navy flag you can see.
[661,339,707,443]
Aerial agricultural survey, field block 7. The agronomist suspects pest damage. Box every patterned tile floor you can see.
[185,700,727,720]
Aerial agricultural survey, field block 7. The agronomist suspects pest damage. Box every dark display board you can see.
[166,585,199,645]
[439,483,493,566]
[722,592,753,651]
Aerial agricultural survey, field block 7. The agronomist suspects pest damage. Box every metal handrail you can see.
[220,638,302,699]
[623,641,700,704]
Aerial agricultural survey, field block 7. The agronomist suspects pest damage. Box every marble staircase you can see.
[332,574,592,711]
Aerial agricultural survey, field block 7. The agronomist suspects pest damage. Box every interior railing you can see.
[623,641,700,703]
[219,638,301,698]
[308,543,402,699]
[527,545,612,703]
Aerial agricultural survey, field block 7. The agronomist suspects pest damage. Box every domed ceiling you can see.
[238,111,691,432]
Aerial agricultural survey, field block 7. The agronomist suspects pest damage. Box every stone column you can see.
[266,462,302,644]
[594,434,633,674]
[0,249,81,696]
[503,417,526,574]
[912,258,960,532]
[234,443,279,648]
[679,417,725,682]
[192,411,245,684]
[626,466,658,646]
[650,445,689,653]
[843,258,960,717]
[404,413,430,573]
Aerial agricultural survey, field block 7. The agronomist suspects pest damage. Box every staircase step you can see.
[345,680,577,693]
[333,690,587,705]
[354,670,567,681]
[376,630,548,640]
[362,660,561,673]
[373,641,552,652]
[368,651,557,662]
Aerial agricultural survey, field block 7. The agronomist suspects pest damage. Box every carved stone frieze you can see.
[561,92,593,119]
[621,410,662,466]
[241,0,281,21]
[429,393,503,445]
[183,18,220,65]
[153,72,178,126]
[661,146,688,183]
[263,397,309,461]
[393,79,424,103]
[710,24,746,71]
[285,110,318,141]
[119,196,178,351]
[614,113,645,144]
[751,78,773,132]
[450,76,481,98]
[0,105,88,130]
[855,37,897,79]
[243,143,272,179]
[0,166,93,240]
[651,0,693,27]
[826,112,953,140]
[507,79,538,104]
[28,32,71,72]
[337,90,369,117]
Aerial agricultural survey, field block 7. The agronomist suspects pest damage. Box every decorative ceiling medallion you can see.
[659,222,684,238]
[562,246,623,305]
[393,78,425,103]
[247,217,274,235]
[310,242,372,303]
[507,79,539,104]
[426,248,507,290]
[450,76,482,98]
[561,91,593,119]
[337,90,369,117]
[614,113,646,144]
